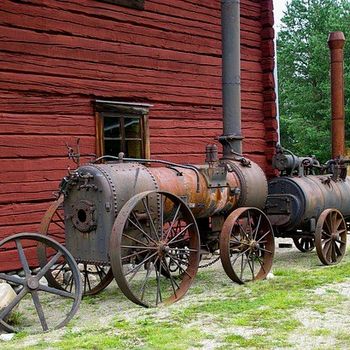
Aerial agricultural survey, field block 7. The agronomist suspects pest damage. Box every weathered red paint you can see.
[0,0,277,270]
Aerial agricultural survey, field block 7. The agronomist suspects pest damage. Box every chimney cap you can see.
[328,31,346,49]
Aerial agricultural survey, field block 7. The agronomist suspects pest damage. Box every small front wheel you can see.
[315,209,347,265]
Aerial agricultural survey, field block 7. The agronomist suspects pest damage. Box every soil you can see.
[1,238,350,349]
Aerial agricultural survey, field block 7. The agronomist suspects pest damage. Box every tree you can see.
[277,0,350,162]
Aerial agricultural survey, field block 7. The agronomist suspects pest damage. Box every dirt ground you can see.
[1,238,350,349]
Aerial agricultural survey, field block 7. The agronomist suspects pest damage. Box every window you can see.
[98,0,144,10]
[95,100,151,159]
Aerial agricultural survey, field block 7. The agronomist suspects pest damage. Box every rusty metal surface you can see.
[315,208,347,265]
[62,163,158,264]
[225,159,268,209]
[328,31,346,158]
[38,196,114,296]
[268,175,350,233]
[149,164,241,218]
[219,207,275,284]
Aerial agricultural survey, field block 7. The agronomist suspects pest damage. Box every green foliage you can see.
[278,0,350,162]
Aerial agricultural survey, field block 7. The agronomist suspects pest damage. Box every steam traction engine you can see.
[0,1,275,332]
[266,147,348,265]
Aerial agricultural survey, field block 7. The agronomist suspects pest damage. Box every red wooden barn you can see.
[0,0,277,270]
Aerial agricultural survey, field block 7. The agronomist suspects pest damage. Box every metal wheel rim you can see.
[110,191,200,307]
[315,209,347,265]
[220,207,275,284]
[293,236,315,252]
[38,196,113,296]
[0,233,82,332]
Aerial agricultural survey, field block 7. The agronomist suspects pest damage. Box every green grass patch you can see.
[2,251,350,350]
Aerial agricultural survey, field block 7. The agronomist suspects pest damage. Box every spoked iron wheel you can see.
[315,209,347,265]
[293,236,315,252]
[38,196,113,296]
[0,233,82,333]
[220,207,275,284]
[110,191,200,307]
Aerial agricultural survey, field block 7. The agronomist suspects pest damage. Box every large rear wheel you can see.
[110,191,200,307]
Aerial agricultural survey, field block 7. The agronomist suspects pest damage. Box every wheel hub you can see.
[249,240,259,251]
[27,276,39,290]
[158,243,170,256]
[332,232,340,241]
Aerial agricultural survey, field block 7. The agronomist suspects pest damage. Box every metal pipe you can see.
[328,31,346,158]
[219,0,243,157]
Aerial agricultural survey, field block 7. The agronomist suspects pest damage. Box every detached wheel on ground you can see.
[220,207,275,284]
[315,209,347,265]
[38,196,113,296]
[0,233,82,333]
[110,191,200,307]
[293,236,315,252]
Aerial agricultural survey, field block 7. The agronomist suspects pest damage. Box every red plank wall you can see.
[0,0,277,259]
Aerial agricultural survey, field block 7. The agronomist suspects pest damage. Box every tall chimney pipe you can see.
[328,31,346,158]
[219,0,243,157]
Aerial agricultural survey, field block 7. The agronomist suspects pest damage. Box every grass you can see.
[2,246,350,350]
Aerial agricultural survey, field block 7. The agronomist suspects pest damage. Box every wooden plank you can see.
[0,114,95,135]
[0,135,95,158]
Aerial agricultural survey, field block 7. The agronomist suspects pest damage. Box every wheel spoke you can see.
[0,288,28,321]
[139,259,154,302]
[38,284,76,299]
[257,231,271,243]
[121,245,157,250]
[335,238,346,245]
[37,251,63,279]
[124,252,158,278]
[334,242,342,257]
[167,254,192,278]
[142,197,160,241]
[240,253,249,280]
[168,223,194,244]
[121,248,151,261]
[159,194,164,240]
[253,215,262,240]
[15,239,31,276]
[155,257,162,305]
[331,242,337,262]
[127,217,157,245]
[324,240,332,261]
[247,210,253,238]
[0,273,25,285]
[324,217,332,235]
[122,231,150,247]
[164,204,182,241]
[166,252,189,267]
[246,253,255,280]
[31,291,48,331]
[162,258,179,294]
[257,246,272,255]
[230,247,250,264]
[238,222,250,241]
